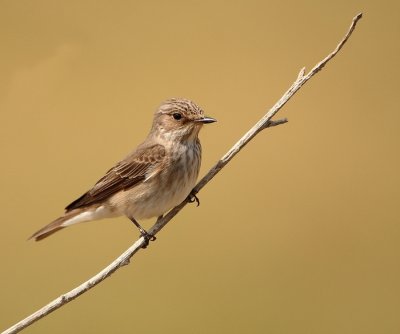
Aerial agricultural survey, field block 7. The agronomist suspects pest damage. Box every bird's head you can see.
[152,98,216,142]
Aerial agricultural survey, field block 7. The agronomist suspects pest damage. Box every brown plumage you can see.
[65,144,166,211]
[30,98,216,241]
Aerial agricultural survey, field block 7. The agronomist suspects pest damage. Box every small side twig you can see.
[1,13,362,334]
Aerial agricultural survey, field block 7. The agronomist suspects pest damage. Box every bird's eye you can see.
[172,113,182,120]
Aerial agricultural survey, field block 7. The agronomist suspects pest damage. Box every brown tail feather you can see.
[33,225,65,241]
[29,210,81,241]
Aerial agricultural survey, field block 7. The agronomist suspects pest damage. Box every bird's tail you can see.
[29,208,98,241]
[29,216,67,241]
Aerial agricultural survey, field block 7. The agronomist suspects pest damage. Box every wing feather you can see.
[65,144,166,211]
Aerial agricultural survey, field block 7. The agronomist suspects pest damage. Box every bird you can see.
[30,98,216,244]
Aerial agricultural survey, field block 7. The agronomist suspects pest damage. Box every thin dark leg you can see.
[129,216,156,248]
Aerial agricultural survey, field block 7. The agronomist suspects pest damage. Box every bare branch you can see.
[1,13,363,334]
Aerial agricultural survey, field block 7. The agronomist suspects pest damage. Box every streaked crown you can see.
[158,98,204,119]
[151,98,215,142]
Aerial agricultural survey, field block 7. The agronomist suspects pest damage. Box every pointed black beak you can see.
[195,116,217,124]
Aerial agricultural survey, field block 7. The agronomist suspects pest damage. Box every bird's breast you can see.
[120,141,202,219]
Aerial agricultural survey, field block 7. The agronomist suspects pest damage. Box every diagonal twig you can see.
[1,12,363,334]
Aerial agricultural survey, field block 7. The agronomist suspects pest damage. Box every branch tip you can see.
[265,118,288,128]
[297,67,306,80]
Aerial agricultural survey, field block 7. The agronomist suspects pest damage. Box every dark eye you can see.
[172,113,182,120]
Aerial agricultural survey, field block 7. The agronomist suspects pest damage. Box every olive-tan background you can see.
[1,1,399,333]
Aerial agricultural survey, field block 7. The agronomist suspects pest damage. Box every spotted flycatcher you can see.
[30,98,216,243]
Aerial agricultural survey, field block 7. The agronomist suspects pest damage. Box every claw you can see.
[129,216,156,249]
[188,192,200,207]
[140,231,156,249]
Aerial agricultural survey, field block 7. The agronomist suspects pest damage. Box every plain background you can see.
[1,1,399,333]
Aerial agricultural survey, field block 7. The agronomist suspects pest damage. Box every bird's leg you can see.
[188,189,200,207]
[129,217,156,248]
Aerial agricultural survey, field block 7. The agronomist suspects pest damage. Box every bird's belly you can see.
[109,164,199,220]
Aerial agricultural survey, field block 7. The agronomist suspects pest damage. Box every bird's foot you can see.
[188,190,200,207]
[139,228,157,249]
[129,216,156,248]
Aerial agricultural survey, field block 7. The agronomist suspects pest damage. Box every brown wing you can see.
[65,144,166,211]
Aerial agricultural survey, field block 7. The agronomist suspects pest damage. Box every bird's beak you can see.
[195,116,217,124]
